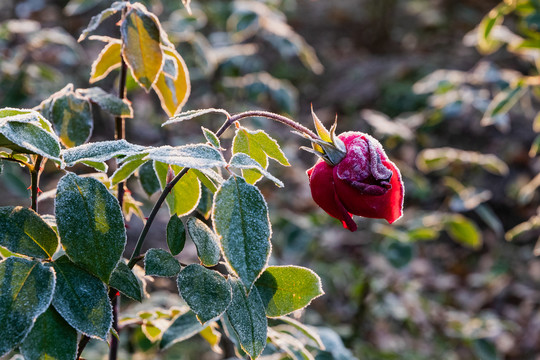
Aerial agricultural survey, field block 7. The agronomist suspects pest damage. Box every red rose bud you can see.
[304,110,404,231]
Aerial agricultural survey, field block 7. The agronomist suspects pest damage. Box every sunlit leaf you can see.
[444,214,482,249]
[177,264,232,324]
[148,144,226,169]
[20,307,77,360]
[255,265,324,318]
[154,162,201,217]
[55,172,126,283]
[482,84,527,127]
[213,176,271,288]
[0,206,58,259]
[51,256,112,340]
[89,40,122,83]
[121,4,164,91]
[202,126,220,149]
[0,257,55,357]
[153,47,191,116]
[144,248,181,277]
[111,158,147,186]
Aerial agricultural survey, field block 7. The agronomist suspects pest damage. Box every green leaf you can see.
[20,307,77,360]
[0,206,58,259]
[148,144,226,169]
[154,162,201,217]
[139,160,161,195]
[55,172,126,283]
[144,248,181,277]
[482,84,527,126]
[213,176,271,288]
[255,265,324,318]
[472,338,501,360]
[167,215,186,256]
[0,108,61,161]
[111,158,147,186]
[202,126,220,148]
[110,261,143,302]
[77,87,133,118]
[444,214,482,249]
[159,311,205,350]
[62,139,146,167]
[196,184,214,219]
[49,88,94,147]
[0,257,56,357]
[192,168,223,193]
[121,5,164,91]
[226,278,267,359]
[162,108,230,127]
[383,240,414,269]
[276,316,324,349]
[89,40,122,83]
[229,153,284,187]
[78,1,127,41]
[176,264,232,324]
[153,47,191,116]
[51,256,112,340]
[186,217,220,267]
[81,160,108,172]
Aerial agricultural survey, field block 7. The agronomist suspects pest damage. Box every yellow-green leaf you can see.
[90,40,122,83]
[153,47,191,116]
[154,161,201,217]
[121,5,164,91]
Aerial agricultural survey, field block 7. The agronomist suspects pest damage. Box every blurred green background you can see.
[1,0,539,359]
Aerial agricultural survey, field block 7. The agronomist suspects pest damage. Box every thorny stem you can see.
[30,155,43,212]
[127,110,318,268]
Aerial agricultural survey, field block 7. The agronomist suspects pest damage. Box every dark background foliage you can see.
[2,0,540,358]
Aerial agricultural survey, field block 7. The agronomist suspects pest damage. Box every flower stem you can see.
[127,110,317,268]
[30,155,43,212]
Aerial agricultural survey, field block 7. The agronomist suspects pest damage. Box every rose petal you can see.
[307,160,357,231]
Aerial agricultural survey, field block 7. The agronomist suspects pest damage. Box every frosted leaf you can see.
[48,88,93,147]
[81,160,108,172]
[229,153,284,187]
[159,311,206,350]
[162,54,179,79]
[77,87,133,117]
[78,1,127,41]
[167,215,186,256]
[0,206,58,259]
[162,108,230,127]
[109,261,143,302]
[255,266,324,318]
[20,307,77,360]
[176,264,232,325]
[147,144,226,169]
[267,328,314,360]
[0,108,61,162]
[62,139,146,167]
[186,217,220,267]
[212,176,271,288]
[192,168,223,192]
[226,278,267,359]
[144,248,181,277]
[51,256,112,340]
[277,317,325,350]
[202,126,220,148]
[0,257,56,357]
[55,172,126,283]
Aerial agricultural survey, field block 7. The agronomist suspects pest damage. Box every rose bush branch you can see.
[128,110,320,268]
